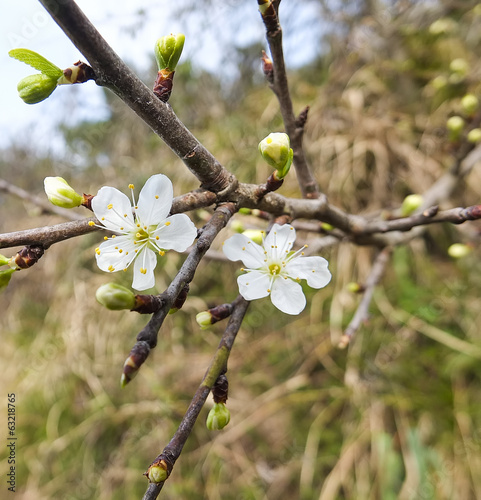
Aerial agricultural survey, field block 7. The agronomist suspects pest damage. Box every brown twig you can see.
[121,203,237,385]
[259,1,320,199]
[38,0,237,195]
[339,247,393,348]
[142,295,249,499]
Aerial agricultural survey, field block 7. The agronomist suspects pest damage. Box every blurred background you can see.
[2,1,481,498]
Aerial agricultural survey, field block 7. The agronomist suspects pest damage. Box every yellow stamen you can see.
[155,195,159,199]
[107,203,113,209]
[104,236,108,240]
[140,268,147,275]
[159,250,165,256]
[88,221,95,226]
[128,184,135,189]
[108,265,115,272]
[165,221,171,226]
[95,247,101,255]
[119,249,123,253]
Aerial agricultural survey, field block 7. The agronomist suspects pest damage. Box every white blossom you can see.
[91,174,197,291]
[223,223,331,315]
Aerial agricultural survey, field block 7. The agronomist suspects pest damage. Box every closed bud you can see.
[196,311,213,330]
[446,116,465,141]
[242,229,264,245]
[230,220,245,233]
[461,94,479,116]
[401,194,424,216]
[145,460,169,484]
[96,283,136,310]
[448,243,471,259]
[346,282,363,294]
[206,402,231,431]
[154,33,185,71]
[17,74,57,104]
[450,58,469,76]
[321,222,334,232]
[467,128,481,143]
[258,132,293,179]
[44,176,83,208]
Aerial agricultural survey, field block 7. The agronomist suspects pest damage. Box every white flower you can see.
[223,223,331,315]
[91,174,197,291]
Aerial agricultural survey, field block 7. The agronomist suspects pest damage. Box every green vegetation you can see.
[2,1,481,498]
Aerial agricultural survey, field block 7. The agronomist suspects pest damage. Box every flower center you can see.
[268,263,281,275]
[135,228,150,243]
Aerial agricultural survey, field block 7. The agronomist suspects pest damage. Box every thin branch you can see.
[120,203,237,386]
[142,295,249,500]
[38,0,237,194]
[259,1,320,199]
[339,247,393,347]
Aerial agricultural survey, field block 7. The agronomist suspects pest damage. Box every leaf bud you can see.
[400,194,424,216]
[96,283,137,311]
[258,132,293,179]
[0,269,15,292]
[154,33,185,71]
[17,74,57,104]
[206,402,231,431]
[44,176,83,208]
[448,243,471,259]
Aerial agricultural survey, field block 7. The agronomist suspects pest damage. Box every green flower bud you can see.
[0,269,15,291]
[238,208,252,215]
[430,75,448,91]
[145,460,169,483]
[96,283,136,310]
[44,176,83,208]
[461,94,479,116]
[242,229,264,245]
[450,58,469,76]
[446,116,465,141]
[196,311,213,330]
[346,282,363,294]
[448,243,471,259]
[467,128,481,143]
[321,222,334,231]
[400,194,424,216]
[428,18,456,36]
[17,74,57,104]
[206,403,231,431]
[230,220,245,233]
[154,33,185,71]
[258,132,294,179]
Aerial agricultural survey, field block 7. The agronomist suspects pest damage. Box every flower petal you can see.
[91,186,135,232]
[95,236,138,272]
[152,213,197,251]
[136,174,173,226]
[264,223,296,261]
[132,247,157,291]
[237,271,271,300]
[223,233,265,269]
[270,277,306,315]
[285,256,331,289]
